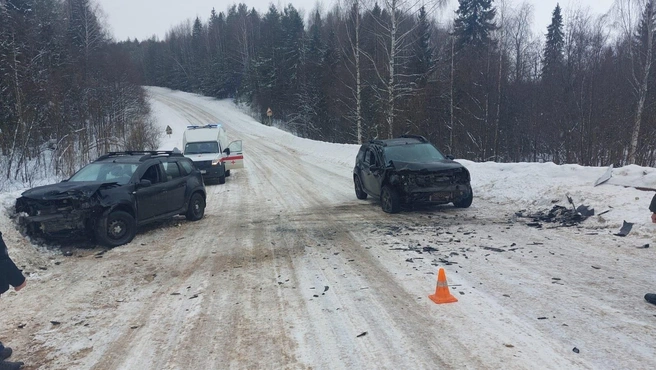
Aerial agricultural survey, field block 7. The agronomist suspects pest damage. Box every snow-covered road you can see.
[1,87,655,369]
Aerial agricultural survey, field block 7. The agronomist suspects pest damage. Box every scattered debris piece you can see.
[504,344,515,348]
[573,347,580,354]
[50,321,61,325]
[189,294,199,299]
[521,205,590,227]
[614,221,633,237]
[637,244,649,249]
[17,324,25,329]
[357,332,368,338]
[170,292,181,296]
[537,317,548,320]
[422,246,438,253]
[324,286,329,292]
[598,210,611,216]
[594,165,613,186]
[503,294,510,298]
[131,325,139,329]
[576,205,595,217]
[483,246,505,253]
[591,266,601,270]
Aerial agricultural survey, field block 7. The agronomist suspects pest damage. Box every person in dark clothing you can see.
[651,193,656,224]
[0,231,26,370]
[645,195,656,306]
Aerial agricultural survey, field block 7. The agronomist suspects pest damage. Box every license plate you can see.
[430,193,448,202]
[200,170,206,174]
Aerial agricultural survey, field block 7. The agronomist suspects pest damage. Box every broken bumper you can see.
[402,184,472,204]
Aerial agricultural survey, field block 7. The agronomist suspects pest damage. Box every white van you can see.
[182,124,244,184]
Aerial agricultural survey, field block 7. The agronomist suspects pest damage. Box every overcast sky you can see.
[98,0,616,42]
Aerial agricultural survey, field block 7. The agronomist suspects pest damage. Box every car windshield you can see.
[68,163,138,185]
[383,143,446,165]
[185,142,219,155]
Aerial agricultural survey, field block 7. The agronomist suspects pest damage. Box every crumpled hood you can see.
[391,160,466,173]
[20,182,107,200]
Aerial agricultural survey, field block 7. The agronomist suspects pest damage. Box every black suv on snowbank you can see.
[15,151,206,247]
[353,135,473,213]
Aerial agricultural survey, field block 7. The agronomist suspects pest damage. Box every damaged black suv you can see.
[15,151,206,247]
[353,135,472,213]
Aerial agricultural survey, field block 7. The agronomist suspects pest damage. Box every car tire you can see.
[225,170,231,177]
[453,188,473,208]
[218,174,226,184]
[186,193,205,221]
[95,210,136,247]
[354,176,368,200]
[381,185,401,213]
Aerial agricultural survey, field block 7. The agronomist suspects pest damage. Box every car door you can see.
[223,140,244,170]
[162,160,187,213]
[361,148,381,196]
[135,163,168,221]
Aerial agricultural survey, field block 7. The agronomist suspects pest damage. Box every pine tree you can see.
[453,0,496,49]
[542,4,564,80]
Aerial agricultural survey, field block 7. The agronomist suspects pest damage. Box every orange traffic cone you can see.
[429,268,458,304]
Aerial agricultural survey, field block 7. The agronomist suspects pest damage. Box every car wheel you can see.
[218,174,226,184]
[225,170,231,177]
[186,193,205,221]
[453,188,473,208]
[381,185,401,213]
[95,210,136,247]
[354,176,368,200]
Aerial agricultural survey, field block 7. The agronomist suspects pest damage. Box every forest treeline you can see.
[122,0,656,166]
[0,0,158,183]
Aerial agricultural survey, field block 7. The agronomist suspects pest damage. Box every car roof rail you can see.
[399,134,427,142]
[96,151,184,162]
[186,123,221,130]
[369,139,387,146]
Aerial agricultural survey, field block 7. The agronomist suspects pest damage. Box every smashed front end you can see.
[391,167,472,204]
[15,184,108,238]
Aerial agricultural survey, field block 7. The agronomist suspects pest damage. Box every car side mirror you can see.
[223,148,231,156]
[138,179,152,188]
[446,155,455,160]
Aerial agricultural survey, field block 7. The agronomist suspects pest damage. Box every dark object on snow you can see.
[645,293,656,305]
[357,332,368,338]
[15,151,206,247]
[0,232,27,296]
[573,347,580,354]
[650,194,656,213]
[352,135,472,213]
[518,204,590,227]
[422,246,438,253]
[613,221,633,237]
[576,205,595,217]
[637,244,649,249]
[0,360,24,370]
[483,246,505,253]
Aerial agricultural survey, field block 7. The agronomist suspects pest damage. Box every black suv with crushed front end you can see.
[15,151,206,247]
[353,135,472,213]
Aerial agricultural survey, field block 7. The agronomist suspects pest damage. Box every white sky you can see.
[98,0,616,42]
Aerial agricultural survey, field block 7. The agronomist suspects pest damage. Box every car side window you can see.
[366,149,377,166]
[162,161,182,181]
[179,159,194,175]
[141,164,162,184]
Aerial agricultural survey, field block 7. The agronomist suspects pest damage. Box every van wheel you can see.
[95,211,136,247]
[218,174,226,184]
[225,170,231,177]
[381,186,401,213]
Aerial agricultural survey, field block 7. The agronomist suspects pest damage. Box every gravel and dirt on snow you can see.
[1,86,655,369]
